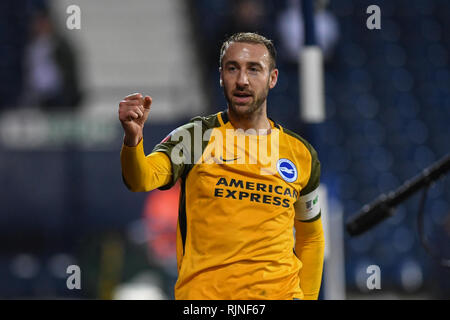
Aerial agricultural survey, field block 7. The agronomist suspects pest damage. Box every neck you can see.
[227,104,271,134]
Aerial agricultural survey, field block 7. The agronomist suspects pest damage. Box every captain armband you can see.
[295,187,321,222]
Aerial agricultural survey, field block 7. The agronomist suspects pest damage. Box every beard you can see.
[224,82,270,118]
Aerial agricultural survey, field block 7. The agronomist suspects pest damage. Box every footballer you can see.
[119,33,324,300]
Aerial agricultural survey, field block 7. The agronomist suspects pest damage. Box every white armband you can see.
[295,187,321,221]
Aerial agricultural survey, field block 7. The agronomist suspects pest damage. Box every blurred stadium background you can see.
[0,0,449,299]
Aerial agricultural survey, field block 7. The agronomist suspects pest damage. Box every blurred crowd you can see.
[0,0,82,110]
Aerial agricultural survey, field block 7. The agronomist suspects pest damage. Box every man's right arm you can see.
[118,92,172,192]
[120,139,172,192]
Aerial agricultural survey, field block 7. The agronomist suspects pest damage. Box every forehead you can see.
[222,42,270,66]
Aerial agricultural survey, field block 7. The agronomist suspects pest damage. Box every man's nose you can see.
[236,70,249,87]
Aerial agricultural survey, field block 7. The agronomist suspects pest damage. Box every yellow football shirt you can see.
[122,110,322,300]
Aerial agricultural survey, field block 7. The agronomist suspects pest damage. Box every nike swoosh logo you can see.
[219,156,240,162]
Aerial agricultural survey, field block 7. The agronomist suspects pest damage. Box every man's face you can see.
[220,42,278,117]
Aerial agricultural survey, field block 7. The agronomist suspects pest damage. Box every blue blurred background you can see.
[0,0,449,299]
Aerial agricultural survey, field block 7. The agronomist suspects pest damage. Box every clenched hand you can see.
[118,93,152,146]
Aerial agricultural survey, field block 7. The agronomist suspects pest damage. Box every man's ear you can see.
[219,67,223,87]
[269,68,279,89]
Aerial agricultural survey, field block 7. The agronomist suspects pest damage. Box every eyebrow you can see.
[224,61,264,69]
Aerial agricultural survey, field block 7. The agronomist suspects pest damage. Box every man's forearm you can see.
[120,139,172,192]
[294,218,325,300]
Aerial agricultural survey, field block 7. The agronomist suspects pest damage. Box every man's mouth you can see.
[233,92,253,104]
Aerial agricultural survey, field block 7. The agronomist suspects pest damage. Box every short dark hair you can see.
[219,32,277,70]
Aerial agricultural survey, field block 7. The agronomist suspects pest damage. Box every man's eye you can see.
[228,66,236,71]
[249,67,259,72]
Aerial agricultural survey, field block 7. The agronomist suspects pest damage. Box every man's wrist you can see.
[123,134,142,147]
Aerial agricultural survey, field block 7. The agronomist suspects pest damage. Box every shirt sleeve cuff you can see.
[121,138,144,154]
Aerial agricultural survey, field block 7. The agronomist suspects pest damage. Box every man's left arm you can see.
[293,145,324,300]
[294,215,325,300]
